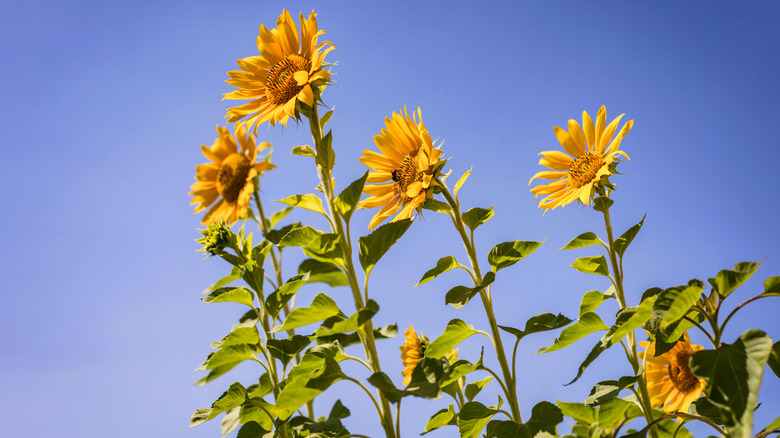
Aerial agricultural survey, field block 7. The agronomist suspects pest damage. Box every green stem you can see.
[439,182,522,423]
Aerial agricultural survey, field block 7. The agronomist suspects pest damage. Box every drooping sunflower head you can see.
[640,332,707,415]
[359,107,444,229]
[400,324,429,386]
[528,106,633,211]
[190,124,275,225]
[224,10,334,130]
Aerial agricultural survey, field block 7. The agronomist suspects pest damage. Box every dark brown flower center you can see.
[216,153,251,205]
[668,349,699,393]
[392,151,424,202]
[266,54,312,105]
[568,152,603,188]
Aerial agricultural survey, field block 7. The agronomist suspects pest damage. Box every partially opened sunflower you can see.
[640,333,707,415]
[529,106,633,211]
[190,124,274,225]
[224,10,334,130]
[400,325,428,386]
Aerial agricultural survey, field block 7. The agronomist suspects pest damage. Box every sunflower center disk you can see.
[667,350,699,393]
[392,152,424,202]
[216,153,251,205]
[568,152,603,188]
[266,54,312,105]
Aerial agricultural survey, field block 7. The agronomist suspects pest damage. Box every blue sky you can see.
[1,1,779,437]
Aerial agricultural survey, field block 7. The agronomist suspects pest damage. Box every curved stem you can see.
[755,429,780,438]
[478,365,511,411]
[721,294,775,338]
[683,316,715,344]
[343,376,384,425]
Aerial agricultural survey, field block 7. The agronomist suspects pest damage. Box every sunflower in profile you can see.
[640,333,707,415]
[224,10,334,130]
[528,106,633,211]
[359,107,444,229]
[400,325,429,386]
[190,124,274,225]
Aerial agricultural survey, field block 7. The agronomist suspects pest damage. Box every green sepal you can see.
[488,240,544,272]
[562,232,605,250]
[613,215,645,258]
[498,312,573,342]
[202,287,255,308]
[570,255,610,277]
[536,312,607,353]
[462,206,494,231]
[273,292,341,333]
[445,272,495,309]
[334,172,368,222]
[417,255,466,286]
[190,382,247,427]
[358,217,414,275]
[425,318,481,359]
[707,261,762,298]
[267,334,312,367]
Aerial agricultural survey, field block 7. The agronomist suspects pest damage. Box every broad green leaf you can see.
[264,274,307,319]
[426,319,480,359]
[570,255,610,277]
[556,401,597,424]
[202,267,242,295]
[315,300,379,337]
[423,404,457,434]
[690,329,773,437]
[537,312,607,353]
[221,407,240,437]
[316,323,397,347]
[462,206,494,231]
[198,344,258,371]
[278,226,325,247]
[292,144,316,157]
[272,351,344,420]
[302,233,344,268]
[247,373,273,399]
[267,206,294,229]
[234,308,261,330]
[688,398,723,425]
[613,215,645,258]
[202,287,255,308]
[358,218,413,275]
[417,256,466,286]
[708,261,761,298]
[422,198,452,213]
[445,272,495,309]
[211,326,260,349]
[465,376,493,401]
[645,283,701,347]
[592,196,613,212]
[485,420,531,438]
[584,376,637,406]
[239,398,273,431]
[264,222,301,245]
[316,130,335,170]
[273,293,341,332]
[241,260,264,294]
[440,350,483,387]
[656,418,693,438]
[298,258,349,287]
[334,172,368,222]
[276,194,328,217]
[368,360,445,402]
[527,401,563,436]
[488,240,544,272]
[597,398,633,428]
[763,276,780,296]
[267,335,312,367]
[454,168,471,200]
[660,283,703,331]
[499,313,573,342]
[579,288,615,316]
[459,401,498,438]
[562,232,605,250]
[768,341,780,379]
[236,422,269,438]
[367,372,408,403]
[190,382,247,426]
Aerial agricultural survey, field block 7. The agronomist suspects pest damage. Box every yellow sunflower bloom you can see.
[359,107,444,229]
[640,333,707,415]
[400,325,428,386]
[529,106,633,211]
[224,10,334,130]
[190,124,275,225]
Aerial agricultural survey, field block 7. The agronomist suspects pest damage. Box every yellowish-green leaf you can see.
[465,376,493,401]
[197,344,258,371]
[562,232,605,250]
[417,256,466,286]
[276,194,328,217]
[708,261,761,298]
[570,255,610,277]
[579,287,615,316]
[358,218,413,275]
[423,404,457,434]
[334,172,368,222]
[211,326,260,349]
[459,401,498,438]
[597,398,632,428]
[488,240,544,272]
[425,319,481,359]
[274,293,341,332]
[202,287,255,308]
[537,312,607,353]
[454,168,471,200]
[462,206,494,231]
[613,215,645,258]
[291,144,315,158]
[190,382,247,426]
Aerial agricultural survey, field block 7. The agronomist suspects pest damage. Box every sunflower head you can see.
[400,324,429,386]
[197,220,236,256]
[190,124,275,225]
[359,107,444,229]
[528,106,633,212]
[224,10,334,130]
[640,332,707,415]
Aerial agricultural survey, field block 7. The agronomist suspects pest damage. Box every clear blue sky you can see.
[1,1,778,437]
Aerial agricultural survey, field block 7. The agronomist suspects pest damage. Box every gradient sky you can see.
[2,1,779,437]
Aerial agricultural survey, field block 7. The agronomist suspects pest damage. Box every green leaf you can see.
[194,363,240,386]
[197,344,258,371]
[584,376,637,406]
[659,283,703,331]
[264,222,301,245]
[488,240,544,272]
[445,272,496,309]
[613,215,645,258]
[423,404,457,434]
[592,196,613,212]
[241,260,264,294]
[278,226,326,247]
[485,420,532,438]
[440,350,483,387]
[202,287,255,308]
[267,335,312,367]
[239,399,273,431]
[319,107,335,128]
[537,312,607,353]
[276,194,328,217]
[763,276,780,296]
[315,300,379,337]
[768,341,780,380]
[708,261,762,298]
[459,401,498,438]
[690,329,773,437]
[292,144,316,158]
[274,293,341,332]
[645,284,701,346]
[763,415,780,433]
[556,401,597,424]
[527,401,563,436]
[454,168,471,200]
[316,130,335,170]
[221,407,240,437]
[562,232,605,250]
[202,267,242,295]
[211,326,261,349]
[236,422,270,438]
[316,323,397,347]
[462,206,494,231]
[264,274,307,319]
[425,319,480,359]
[334,172,368,222]
[499,313,573,342]
[570,255,610,277]
[303,233,344,268]
[298,258,349,287]
[267,206,295,229]
[463,377,491,403]
[272,349,344,420]
[367,372,408,403]
[597,398,633,428]
[358,218,413,275]
[190,382,247,426]
[417,256,466,286]
[688,398,723,425]
[422,198,452,213]
[579,288,615,316]
[369,360,446,402]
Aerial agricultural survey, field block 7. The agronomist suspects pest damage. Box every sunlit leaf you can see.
[570,255,610,277]
[273,293,341,332]
[316,130,335,170]
[197,344,258,371]
[459,401,498,438]
[762,276,780,296]
[264,274,307,319]
[579,287,615,316]
[597,398,632,428]
[267,335,312,367]
[202,267,242,295]
[334,172,368,222]
[613,215,645,258]
[462,206,494,232]
[768,341,780,380]
[556,401,596,424]
[190,382,247,426]
[708,261,761,298]
[454,168,471,200]
[211,326,260,349]
[426,319,480,359]
[276,194,328,217]
[562,232,605,250]
[358,218,413,275]
[417,256,466,286]
[488,240,544,272]
[499,313,573,342]
[422,198,452,214]
[239,398,273,431]
[272,348,344,420]
[445,272,495,309]
[315,300,379,337]
[298,258,349,287]
[423,404,457,434]
[292,144,316,157]
[202,287,255,308]
[464,376,493,401]
[537,312,607,353]
[660,283,703,331]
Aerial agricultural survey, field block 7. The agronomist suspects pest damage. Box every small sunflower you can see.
[640,333,707,415]
[359,107,444,229]
[190,124,274,225]
[400,325,430,386]
[529,106,633,211]
[224,10,334,130]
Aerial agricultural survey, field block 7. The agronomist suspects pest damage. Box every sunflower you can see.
[640,333,707,415]
[190,124,274,225]
[400,325,429,386]
[224,10,334,130]
[359,107,444,229]
[528,106,633,211]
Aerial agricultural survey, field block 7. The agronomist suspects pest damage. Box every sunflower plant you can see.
[187,9,779,438]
